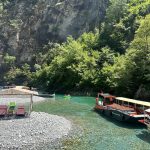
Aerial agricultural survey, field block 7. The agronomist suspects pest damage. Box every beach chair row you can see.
[0,104,26,118]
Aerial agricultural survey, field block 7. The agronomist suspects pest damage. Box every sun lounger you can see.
[16,106,26,116]
[0,105,7,116]
[8,102,16,115]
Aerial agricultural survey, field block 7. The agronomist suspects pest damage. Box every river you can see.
[34,95,150,150]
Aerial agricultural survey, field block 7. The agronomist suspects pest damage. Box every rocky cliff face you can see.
[0,0,108,62]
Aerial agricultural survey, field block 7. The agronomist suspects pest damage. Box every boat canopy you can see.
[98,93,116,99]
[116,97,150,107]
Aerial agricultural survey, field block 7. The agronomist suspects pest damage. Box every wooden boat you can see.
[94,93,150,123]
[37,93,55,98]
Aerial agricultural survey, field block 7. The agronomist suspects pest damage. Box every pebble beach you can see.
[0,112,71,150]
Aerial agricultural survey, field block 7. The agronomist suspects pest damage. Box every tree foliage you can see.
[4,63,32,86]
[103,14,150,98]
[1,0,150,99]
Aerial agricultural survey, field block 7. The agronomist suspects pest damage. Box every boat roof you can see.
[98,93,115,98]
[116,97,150,107]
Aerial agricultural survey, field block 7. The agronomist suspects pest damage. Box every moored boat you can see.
[37,93,55,98]
[94,93,150,123]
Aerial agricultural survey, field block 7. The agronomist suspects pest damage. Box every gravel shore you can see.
[0,112,71,150]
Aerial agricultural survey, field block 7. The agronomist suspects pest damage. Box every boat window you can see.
[118,100,122,105]
[128,103,134,108]
[123,101,129,106]
[105,98,112,104]
[114,98,117,103]
[136,105,148,110]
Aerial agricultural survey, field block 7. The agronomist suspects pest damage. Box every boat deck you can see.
[107,103,135,111]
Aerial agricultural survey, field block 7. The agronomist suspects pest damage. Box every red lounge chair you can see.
[16,106,25,116]
[0,105,7,116]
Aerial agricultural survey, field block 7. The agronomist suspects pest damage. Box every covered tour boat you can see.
[94,93,150,123]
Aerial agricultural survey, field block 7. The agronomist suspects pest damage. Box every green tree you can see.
[3,53,16,68]
[104,14,150,98]
[35,36,100,92]
[99,0,150,54]
[128,0,150,16]
[99,0,129,53]
[4,63,32,86]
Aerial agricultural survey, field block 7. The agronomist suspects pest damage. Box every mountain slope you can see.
[0,0,108,61]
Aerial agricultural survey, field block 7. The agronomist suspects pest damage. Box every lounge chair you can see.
[8,102,16,115]
[16,105,26,116]
[0,105,7,116]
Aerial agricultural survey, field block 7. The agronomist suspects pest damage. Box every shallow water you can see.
[34,95,150,150]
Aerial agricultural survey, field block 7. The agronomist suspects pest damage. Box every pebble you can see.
[0,112,71,149]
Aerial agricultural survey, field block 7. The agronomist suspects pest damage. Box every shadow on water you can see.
[93,110,147,129]
[136,130,150,144]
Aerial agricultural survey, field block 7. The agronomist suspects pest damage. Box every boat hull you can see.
[94,106,143,122]
[37,94,55,98]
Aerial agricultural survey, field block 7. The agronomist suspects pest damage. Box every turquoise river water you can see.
[34,95,150,150]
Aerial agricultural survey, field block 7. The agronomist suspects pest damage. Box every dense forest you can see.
[0,0,150,100]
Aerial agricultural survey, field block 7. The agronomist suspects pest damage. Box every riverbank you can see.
[0,112,71,149]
